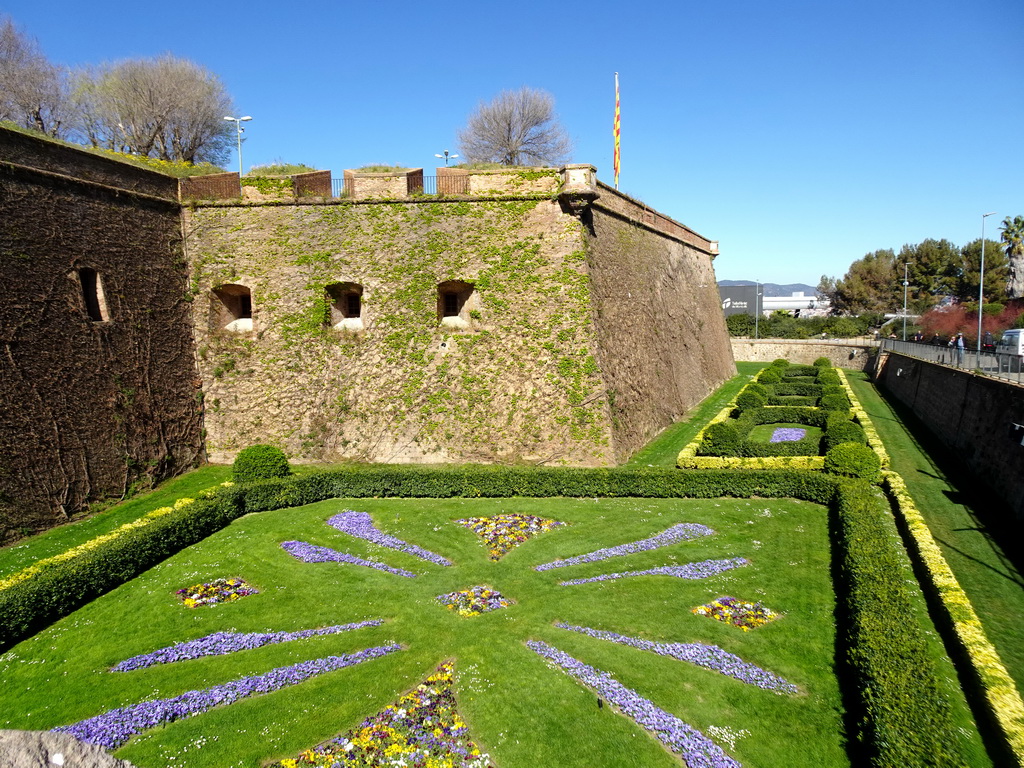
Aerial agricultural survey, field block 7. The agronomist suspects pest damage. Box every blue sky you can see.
[4,0,1021,286]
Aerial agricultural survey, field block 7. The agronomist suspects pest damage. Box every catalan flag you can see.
[613,72,621,188]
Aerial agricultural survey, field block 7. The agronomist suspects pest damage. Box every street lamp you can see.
[978,211,998,357]
[754,280,761,340]
[224,115,252,176]
[902,262,912,341]
[434,150,458,166]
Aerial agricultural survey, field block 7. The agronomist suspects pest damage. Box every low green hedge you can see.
[233,444,291,483]
[766,395,818,407]
[834,479,965,765]
[825,421,867,451]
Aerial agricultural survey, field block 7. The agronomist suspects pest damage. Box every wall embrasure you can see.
[185,197,615,465]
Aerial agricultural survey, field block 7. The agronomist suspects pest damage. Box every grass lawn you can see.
[846,370,1024,699]
[0,495,847,768]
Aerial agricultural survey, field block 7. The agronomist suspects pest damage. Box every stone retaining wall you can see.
[731,338,878,370]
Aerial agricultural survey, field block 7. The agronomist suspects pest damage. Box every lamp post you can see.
[754,280,761,340]
[902,262,912,341]
[434,150,458,166]
[223,115,252,176]
[977,211,997,357]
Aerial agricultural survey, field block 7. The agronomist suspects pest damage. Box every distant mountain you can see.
[718,280,819,298]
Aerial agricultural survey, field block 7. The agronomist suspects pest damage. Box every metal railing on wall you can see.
[880,338,1024,384]
[331,176,459,199]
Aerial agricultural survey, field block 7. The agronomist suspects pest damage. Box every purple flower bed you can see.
[769,427,807,443]
[528,641,740,768]
[55,643,402,750]
[327,511,452,566]
[112,619,385,672]
[559,558,749,586]
[281,540,416,578]
[535,523,714,571]
[556,623,797,694]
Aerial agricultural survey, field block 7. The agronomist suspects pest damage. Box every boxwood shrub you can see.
[233,444,291,483]
[820,392,853,411]
[825,421,867,451]
[813,357,831,367]
[735,389,768,410]
[825,442,881,481]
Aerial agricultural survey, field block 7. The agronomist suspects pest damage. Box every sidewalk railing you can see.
[880,338,1024,384]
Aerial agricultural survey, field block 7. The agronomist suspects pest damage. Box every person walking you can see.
[955,332,965,367]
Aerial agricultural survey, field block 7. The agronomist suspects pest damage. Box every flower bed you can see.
[55,643,402,750]
[559,558,748,586]
[112,620,385,671]
[327,510,452,566]
[436,585,512,617]
[281,541,415,578]
[556,623,797,693]
[529,640,740,768]
[535,522,713,571]
[270,662,490,768]
[177,577,258,608]
[692,597,780,631]
[769,428,806,443]
[456,513,563,560]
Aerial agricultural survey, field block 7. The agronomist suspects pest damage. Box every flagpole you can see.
[613,72,621,189]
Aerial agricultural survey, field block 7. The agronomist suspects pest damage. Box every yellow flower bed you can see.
[0,482,234,594]
[882,470,1024,761]
[835,368,890,468]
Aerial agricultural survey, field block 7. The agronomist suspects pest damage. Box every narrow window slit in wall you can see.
[78,267,109,322]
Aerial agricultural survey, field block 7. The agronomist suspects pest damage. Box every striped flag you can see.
[613,72,621,188]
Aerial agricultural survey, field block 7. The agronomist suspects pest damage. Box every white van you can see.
[996,329,1024,371]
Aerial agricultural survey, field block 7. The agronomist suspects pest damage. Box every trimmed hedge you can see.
[233,444,291,483]
[824,421,867,451]
[699,421,742,456]
[834,479,966,766]
[813,357,831,367]
[825,442,881,482]
[735,389,767,410]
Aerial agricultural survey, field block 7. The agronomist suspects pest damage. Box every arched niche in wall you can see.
[437,280,475,330]
[325,282,364,331]
[77,267,110,322]
[211,283,253,333]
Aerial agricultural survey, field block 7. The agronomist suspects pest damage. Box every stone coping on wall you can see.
[591,180,717,255]
[0,125,179,200]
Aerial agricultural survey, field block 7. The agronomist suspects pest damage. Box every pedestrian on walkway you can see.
[955,332,965,367]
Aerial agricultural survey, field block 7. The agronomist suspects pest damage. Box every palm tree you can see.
[1003,215,1024,298]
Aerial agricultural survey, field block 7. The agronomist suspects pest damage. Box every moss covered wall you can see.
[185,197,614,465]
[0,135,204,541]
[585,201,736,461]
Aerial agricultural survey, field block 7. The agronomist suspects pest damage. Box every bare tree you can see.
[70,54,234,165]
[457,87,572,166]
[0,16,69,137]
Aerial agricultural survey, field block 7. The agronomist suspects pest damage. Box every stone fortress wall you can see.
[0,126,734,537]
[0,128,205,540]
[185,166,734,465]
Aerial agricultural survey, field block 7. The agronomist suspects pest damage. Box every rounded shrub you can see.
[825,410,855,430]
[736,389,768,410]
[746,382,769,398]
[699,422,742,456]
[820,393,851,411]
[813,357,831,368]
[233,444,291,483]
[825,421,866,450]
[758,368,782,384]
[824,442,880,481]
[771,358,789,368]
[817,370,841,386]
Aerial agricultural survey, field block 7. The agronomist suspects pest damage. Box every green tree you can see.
[1002,215,1024,299]
[725,313,755,336]
[897,239,959,312]
[957,238,1007,304]
[820,249,899,314]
